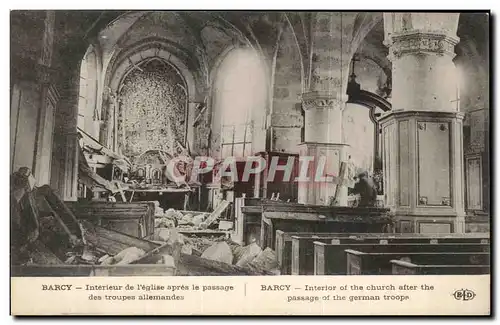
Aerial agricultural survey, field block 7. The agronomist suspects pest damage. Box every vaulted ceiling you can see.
[39,11,488,103]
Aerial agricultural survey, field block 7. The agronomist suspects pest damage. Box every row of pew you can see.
[275,231,490,275]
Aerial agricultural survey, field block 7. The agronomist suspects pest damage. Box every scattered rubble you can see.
[149,206,280,274]
[11,173,279,275]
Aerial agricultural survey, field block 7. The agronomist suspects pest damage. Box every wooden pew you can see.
[292,234,489,275]
[241,204,392,250]
[66,201,156,238]
[390,260,490,275]
[314,242,490,275]
[260,207,391,250]
[276,231,390,275]
[277,230,488,275]
[290,233,489,275]
[346,250,490,275]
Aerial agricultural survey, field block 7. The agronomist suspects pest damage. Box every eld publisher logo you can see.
[453,289,476,301]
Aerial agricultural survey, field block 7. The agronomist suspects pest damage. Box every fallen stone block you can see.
[152,228,171,242]
[248,247,279,274]
[182,214,193,224]
[235,242,262,267]
[201,241,233,265]
[181,244,193,255]
[218,221,233,231]
[192,214,205,227]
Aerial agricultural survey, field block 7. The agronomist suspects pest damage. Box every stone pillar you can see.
[381,13,465,233]
[298,13,354,206]
[10,11,60,188]
[53,55,86,201]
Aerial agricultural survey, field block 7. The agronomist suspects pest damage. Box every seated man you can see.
[352,170,378,207]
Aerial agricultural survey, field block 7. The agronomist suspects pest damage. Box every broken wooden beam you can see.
[36,185,84,241]
[80,220,159,255]
[204,200,230,227]
[26,240,63,265]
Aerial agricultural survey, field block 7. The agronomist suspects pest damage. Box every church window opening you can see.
[213,48,267,158]
[77,47,99,139]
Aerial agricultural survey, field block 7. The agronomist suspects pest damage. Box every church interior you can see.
[10,11,490,276]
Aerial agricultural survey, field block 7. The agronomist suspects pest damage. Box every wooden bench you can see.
[242,205,391,250]
[314,242,490,275]
[277,230,488,275]
[346,250,490,275]
[276,231,390,275]
[390,259,490,275]
[66,201,156,238]
[289,233,489,275]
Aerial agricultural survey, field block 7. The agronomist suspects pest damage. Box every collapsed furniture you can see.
[11,168,277,276]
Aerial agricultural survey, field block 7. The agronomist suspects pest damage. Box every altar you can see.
[120,149,200,210]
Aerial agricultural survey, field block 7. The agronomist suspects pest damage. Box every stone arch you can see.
[118,57,189,157]
[345,89,392,174]
[107,41,197,101]
[345,15,394,177]
[101,40,200,151]
[351,13,384,56]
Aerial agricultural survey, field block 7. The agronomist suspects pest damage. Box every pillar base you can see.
[379,110,466,233]
[392,210,466,234]
[297,142,350,206]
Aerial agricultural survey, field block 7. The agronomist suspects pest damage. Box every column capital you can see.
[387,31,460,61]
[301,91,347,111]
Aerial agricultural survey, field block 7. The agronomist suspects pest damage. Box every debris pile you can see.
[154,207,210,230]
[11,168,279,275]
[148,204,280,274]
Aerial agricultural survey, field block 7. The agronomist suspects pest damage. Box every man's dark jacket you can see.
[353,175,378,207]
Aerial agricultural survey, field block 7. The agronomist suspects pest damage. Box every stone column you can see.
[381,13,465,233]
[10,11,61,188]
[298,13,354,206]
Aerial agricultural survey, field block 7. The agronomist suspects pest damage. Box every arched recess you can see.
[346,72,392,191]
[210,47,268,159]
[103,41,198,153]
[115,58,188,159]
[345,15,392,193]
